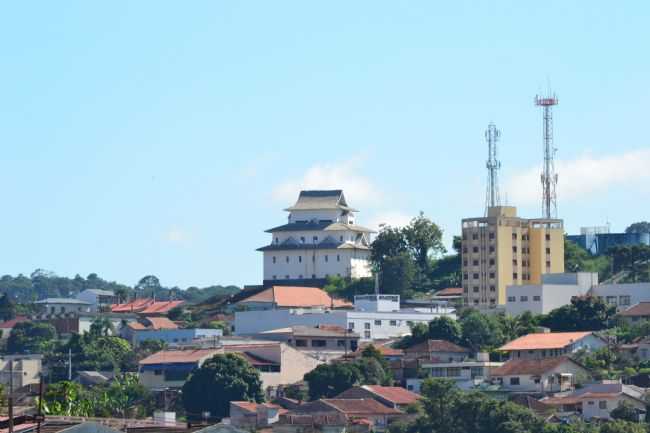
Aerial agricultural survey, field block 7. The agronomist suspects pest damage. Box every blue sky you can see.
[1,2,649,288]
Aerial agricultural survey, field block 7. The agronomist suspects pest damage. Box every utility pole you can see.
[36,374,44,433]
[8,360,13,433]
[68,348,72,381]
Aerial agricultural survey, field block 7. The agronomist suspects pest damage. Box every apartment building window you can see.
[546,261,551,268]
[463,247,468,254]
[520,296,528,302]
[489,246,495,253]
[374,320,381,325]
[473,287,479,293]
[463,286,469,293]
[545,234,551,241]
[533,296,541,301]
[513,272,518,279]
[489,286,496,292]
[508,296,516,302]
[313,236,318,242]
[473,273,479,279]
[512,233,517,240]
[473,260,479,266]
[546,248,551,254]
[510,377,520,385]
[473,246,479,253]
[620,296,631,306]
[472,233,478,240]
[463,273,468,280]
[390,320,398,326]
[489,259,495,266]
[599,401,607,410]
[364,323,371,330]
[512,259,517,266]
[488,272,495,279]
[348,322,355,330]
[490,299,496,305]
[512,246,517,253]
[489,232,495,240]
[462,233,467,240]
[364,331,371,339]
[463,260,468,266]
[337,340,346,347]
[272,256,276,264]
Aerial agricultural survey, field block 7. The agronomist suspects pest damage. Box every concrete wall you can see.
[130,328,222,346]
[496,361,586,393]
[505,283,588,316]
[581,395,645,421]
[263,248,371,281]
[591,283,650,309]
[258,344,322,390]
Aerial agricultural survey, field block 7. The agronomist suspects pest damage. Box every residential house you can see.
[76,289,119,312]
[491,356,590,393]
[403,339,470,362]
[0,355,43,388]
[620,302,650,324]
[138,341,322,393]
[0,316,29,340]
[285,399,403,432]
[34,298,92,316]
[542,381,647,421]
[498,331,606,360]
[123,317,222,347]
[230,401,287,429]
[408,353,503,392]
[235,294,455,341]
[335,385,420,410]
[255,325,359,360]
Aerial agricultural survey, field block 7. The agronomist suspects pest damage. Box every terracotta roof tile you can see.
[139,349,219,365]
[621,302,650,317]
[0,316,28,329]
[140,300,185,314]
[145,317,179,330]
[405,339,469,354]
[435,287,463,296]
[239,286,351,309]
[322,399,402,415]
[356,343,404,357]
[498,332,594,351]
[362,386,420,405]
[491,356,580,376]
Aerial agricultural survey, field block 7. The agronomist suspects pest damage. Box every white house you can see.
[505,273,597,316]
[258,190,374,286]
[34,298,92,316]
[408,353,504,392]
[590,283,650,310]
[543,382,647,421]
[76,289,118,312]
[498,331,607,360]
[234,294,455,341]
[491,356,590,393]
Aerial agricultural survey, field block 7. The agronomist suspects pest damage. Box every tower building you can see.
[258,190,374,287]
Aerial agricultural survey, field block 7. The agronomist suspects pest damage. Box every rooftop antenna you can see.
[535,91,559,219]
[484,123,502,214]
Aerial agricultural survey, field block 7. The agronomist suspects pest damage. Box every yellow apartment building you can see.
[461,206,564,308]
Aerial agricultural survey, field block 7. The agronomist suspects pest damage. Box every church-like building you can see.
[258,190,374,287]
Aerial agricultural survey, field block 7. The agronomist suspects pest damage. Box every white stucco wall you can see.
[505,283,588,316]
[591,283,650,309]
[263,248,370,280]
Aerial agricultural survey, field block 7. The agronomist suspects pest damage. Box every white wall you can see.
[591,283,650,309]
[581,396,645,421]
[506,284,588,316]
[263,248,370,280]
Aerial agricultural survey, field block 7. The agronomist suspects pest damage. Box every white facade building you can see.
[505,273,598,316]
[76,289,118,312]
[590,283,650,310]
[234,294,456,341]
[258,190,373,286]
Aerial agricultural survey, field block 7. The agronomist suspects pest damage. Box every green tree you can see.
[541,296,616,332]
[7,321,57,354]
[381,253,416,296]
[89,317,115,338]
[564,239,611,277]
[370,226,409,269]
[0,294,16,321]
[402,213,446,271]
[419,378,460,433]
[460,311,504,352]
[428,316,462,344]
[41,381,93,416]
[304,363,362,400]
[626,222,650,234]
[182,353,264,419]
[599,421,647,433]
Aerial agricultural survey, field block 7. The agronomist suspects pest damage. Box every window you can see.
[473,287,479,293]
[364,323,371,330]
[490,299,496,304]
[520,296,528,302]
[512,246,517,253]
[295,339,308,347]
[472,233,478,240]
[489,286,496,292]
[513,259,518,266]
[546,261,551,268]
[599,401,607,409]
[300,236,305,243]
[512,233,517,240]
[311,340,327,347]
[337,340,346,347]
[534,377,541,384]
[447,367,461,377]
[374,320,381,325]
[513,273,518,279]
[473,246,479,253]
[325,255,328,262]
[311,274,316,279]
[489,272,495,279]
[337,254,340,262]
[463,260,468,266]
[533,296,541,301]
[489,232,495,240]
[545,234,551,241]
[473,300,479,305]
[275,237,279,244]
[545,248,551,254]
[463,273,468,280]
[463,247,468,254]
[165,370,190,381]
[489,259,495,266]
[489,246,495,253]
[510,377,520,385]
[364,331,371,339]
[298,256,302,263]
[508,296,516,302]
[272,256,276,264]
[340,236,343,242]
[154,369,162,376]
[606,296,617,305]
[473,260,479,266]
[389,320,398,326]
[473,273,479,279]
[286,256,289,263]
[348,322,355,330]
[285,275,290,279]
[313,236,318,242]
[272,275,277,279]
[620,295,631,306]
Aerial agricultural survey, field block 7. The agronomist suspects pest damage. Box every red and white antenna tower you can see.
[535,93,558,219]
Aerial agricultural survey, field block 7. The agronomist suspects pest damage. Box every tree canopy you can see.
[540,296,616,332]
[7,321,57,354]
[625,222,650,234]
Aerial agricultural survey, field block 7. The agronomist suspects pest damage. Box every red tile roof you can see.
[140,300,185,314]
[139,349,218,365]
[621,302,650,317]
[362,386,420,405]
[435,287,463,297]
[322,399,402,415]
[111,298,184,314]
[498,332,595,351]
[356,343,404,357]
[491,356,582,376]
[239,286,352,309]
[405,339,469,354]
[0,316,28,329]
[145,317,179,330]
[232,401,287,414]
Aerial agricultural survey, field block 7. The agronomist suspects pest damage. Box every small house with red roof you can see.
[335,385,420,410]
[0,316,28,340]
[111,298,185,317]
[230,401,287,428]
[122,317,222,347]
[498,331,606,360]
[403,339,470,363]
[491,356,590,393]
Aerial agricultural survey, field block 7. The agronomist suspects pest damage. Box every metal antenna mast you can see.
[535,93,558,219]
[485,123,501,213]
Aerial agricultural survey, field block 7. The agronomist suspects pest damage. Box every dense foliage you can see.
[7,321,57,354]
[182,353,264,419]
[540,296,617,332]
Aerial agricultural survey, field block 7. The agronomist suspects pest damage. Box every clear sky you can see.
[1,1,649,288]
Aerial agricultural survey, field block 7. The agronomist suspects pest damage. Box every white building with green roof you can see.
[258,190,374,287]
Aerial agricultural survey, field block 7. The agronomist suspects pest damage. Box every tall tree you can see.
[304,363,362,400]
[0,294,16,321]
[182,353,263,419]
[403,213,446,270]
[370,226,408,269]
[381,253,416,296]
[428,316,462,344]
[460,311,504,352]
